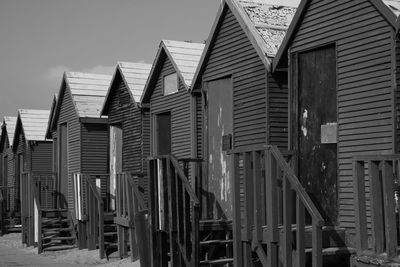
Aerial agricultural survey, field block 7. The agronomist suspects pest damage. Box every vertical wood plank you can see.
[353,160,368,253]
[312,219,322,267]
[283,175,293,267]
[243,152,253,241]
[368,160,384,253]
[253,151,262,243]
[296,197,305,267]
[167,160,179,266]
[266,149,278,267]
[231,153,243,266]
[382,160,397,257]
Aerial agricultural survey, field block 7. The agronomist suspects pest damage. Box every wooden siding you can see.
[57,86,81,211]
[201,8,267,149]
[149,54,192,159]
[268,71,288,150]
[142,109,150,171]
[396,38,400,153]
[31,142,52,174]
[195,94,203,158]
[80,123,109,174]
[289,0,394,234]
[107,77,147,173]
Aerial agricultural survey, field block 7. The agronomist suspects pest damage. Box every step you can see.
[199,220,232,232]
[200,239,233,246]
[42,209,68,212]
[200,258,234,265]
[42,244,75,252]
[42,236,75,241]
[43,227,72,234]
[305,247,356,267]
[104,232,117,237]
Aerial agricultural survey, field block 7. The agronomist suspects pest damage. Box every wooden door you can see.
[297,45,337,224]
[109,125,122,211]
[206,78,233,219]
[59,124,68,208]
[155,113,171,156]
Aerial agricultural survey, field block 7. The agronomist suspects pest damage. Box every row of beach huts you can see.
[2,0,400,266]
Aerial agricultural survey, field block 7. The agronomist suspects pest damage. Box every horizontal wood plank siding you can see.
[195,94,203,159]
[31,142,52,173]
[290,0,394,235]
[149,54,192,159]
[395,39,400,153]
[57,87,81,211]
[202,8,267,149]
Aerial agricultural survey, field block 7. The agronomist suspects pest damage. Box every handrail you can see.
[270,146,324,225]
[353,154,400,258]
[231,145,323,267]
[126,173,147,211]
[169,156,200,207]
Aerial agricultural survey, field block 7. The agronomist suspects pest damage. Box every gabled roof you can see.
[101,62,152,115]
[1,116,17,149]
[191,0,298,90]
[13,109,50,148]
[52,72,112,130]
[141,40,205,103]
[45,94,58,139]
[273,0,400,71]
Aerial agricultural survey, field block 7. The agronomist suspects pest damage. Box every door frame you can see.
[151,111,172,156]
[57,123,68,208]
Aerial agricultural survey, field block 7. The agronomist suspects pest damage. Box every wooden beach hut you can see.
[49,72,112,257]
[0,116,18,234]
[12,109,53,246]
[272,0,400,265]
[100,62,151,261]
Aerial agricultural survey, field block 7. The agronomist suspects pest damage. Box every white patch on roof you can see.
[383,0,400,17]
[3,116,17,145]
[65,72,112,118]
[162,40,205,88]
[18,109,50,141]
[117,62,152,102]
[238,0,298,56]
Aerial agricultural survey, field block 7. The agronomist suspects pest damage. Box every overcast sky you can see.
[0,0,220,118]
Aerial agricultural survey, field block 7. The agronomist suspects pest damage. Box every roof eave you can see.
[370,0,397,29]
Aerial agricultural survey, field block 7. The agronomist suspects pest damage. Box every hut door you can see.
[109,126,122,211]
[155,113,171,155]
[205,78,233,219]
[59,124,68,208]
[297,45,337,223]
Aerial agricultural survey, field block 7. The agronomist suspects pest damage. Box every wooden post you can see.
[231,152,243,267]
[266,148,278,267]
[312,219,322,267]
[296,197,305,267]
[253,151,262,243]
[99,201,105,259]
[382,160,397,257]
[353,160,368,253]
[283,175,293,267]
[243,152,253,266]
[368,160,384,253]
[167,160,179,266]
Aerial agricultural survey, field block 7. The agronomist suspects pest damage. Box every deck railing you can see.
[114,172,148,262]
[230,145,324,267]
[73,173,105,259]
[353,154,400,259]
[149,155,201,266]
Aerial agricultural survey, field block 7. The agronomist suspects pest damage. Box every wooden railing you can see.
[149,155,201,266]
[73,173,105,259]
[353,154,400,259]
[114,172,148,262]
[230,145,324,267]
[31,177,42,253]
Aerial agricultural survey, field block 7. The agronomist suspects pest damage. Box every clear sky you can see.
[0,0,220,118]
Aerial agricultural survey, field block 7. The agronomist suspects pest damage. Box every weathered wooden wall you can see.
[31,142,52,174]
[80,123,108,174]
[149,54,192,159]
[56,86,81,211]
[288,0,394,235]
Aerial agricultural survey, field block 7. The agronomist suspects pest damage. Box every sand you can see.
[0,233,141,266]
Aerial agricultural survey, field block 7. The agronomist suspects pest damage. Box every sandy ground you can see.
[0,233,141,266]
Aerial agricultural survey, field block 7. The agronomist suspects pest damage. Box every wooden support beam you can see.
[231,153,243,266]
[353,160,368,253]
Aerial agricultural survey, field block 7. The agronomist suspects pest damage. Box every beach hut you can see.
[50,72,112,257]
[100,62,151,261]
[272,0,400,265]
[12,109,52,246]
[0,116,18,234]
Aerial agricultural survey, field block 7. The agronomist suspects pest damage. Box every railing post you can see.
[99,201,104,259]
[243,152,253,266]
[368,160,384,253]
[353,160,368,253]
[253,151,262,244]
[167,159,179,266]
[283,175,293,267]
[312,219,322,267]
[296,197,305,267]
[266,148,278,267]
[382,160,397,257]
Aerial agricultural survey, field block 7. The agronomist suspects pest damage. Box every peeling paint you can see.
[301,109,308,136]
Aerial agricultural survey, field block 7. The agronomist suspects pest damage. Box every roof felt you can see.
[3,116,17,145]
[162,40,205,88]
[237,0,298,56]
[383,0,400,17]
[65,72,112,118]
[18,109,50,141]
[117,62,152,101]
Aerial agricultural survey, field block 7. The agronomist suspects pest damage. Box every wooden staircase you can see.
[199,219,233,266]
[39,209,75,252]
[104,212,118,259]
[4,212,21,234]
